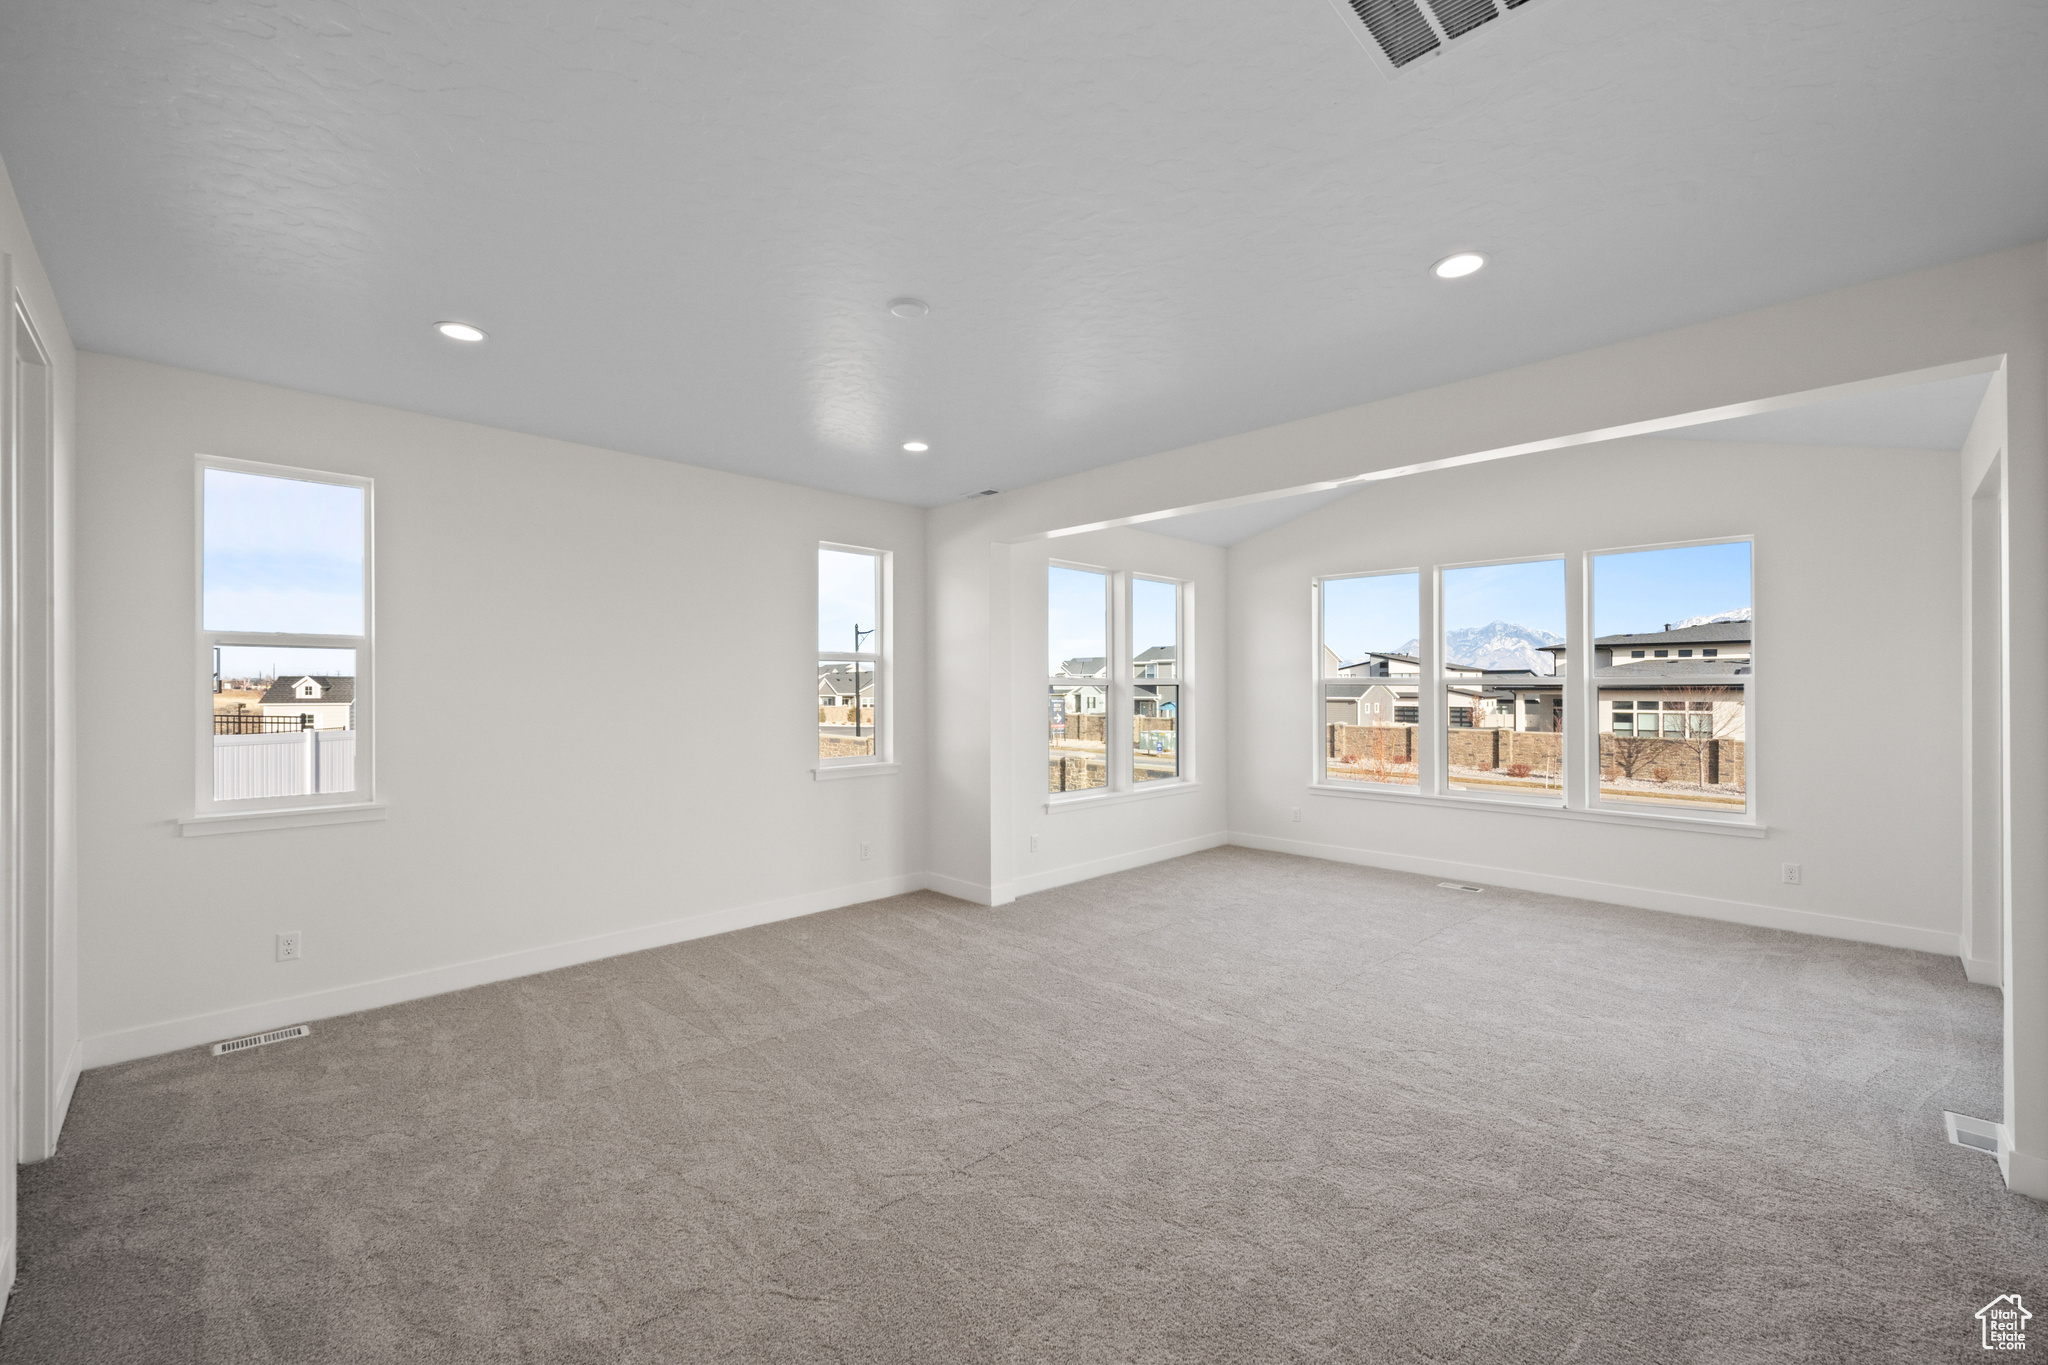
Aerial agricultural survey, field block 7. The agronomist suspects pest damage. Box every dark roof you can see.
[259,675,354,706]
[1134,646,1176,662]
[1597,621,1752,647]
[1057,657,1107,677]
[817,668,874,696]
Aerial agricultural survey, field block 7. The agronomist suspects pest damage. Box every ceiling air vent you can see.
[1333,0,1554,75]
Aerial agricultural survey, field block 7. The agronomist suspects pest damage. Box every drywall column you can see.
[2003,300,2048,1197]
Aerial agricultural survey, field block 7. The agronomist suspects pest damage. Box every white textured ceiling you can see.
[0,2,2042,506]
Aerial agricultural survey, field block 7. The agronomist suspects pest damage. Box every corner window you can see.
[818,545,887,766]
[1049,565,1191,796]
[200,459,371,812]
[1591,541,1751,815]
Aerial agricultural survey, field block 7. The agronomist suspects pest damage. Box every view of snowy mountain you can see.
[1397,621,1564,675]
[1669,607,1753,629]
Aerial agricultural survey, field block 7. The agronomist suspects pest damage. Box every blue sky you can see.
[1049,566,1108,672]
[1442,559,1565,638]
[1132,578,1177,659]
[818,548,879,652]
[203,469,364,635]
[1322,572,1418,662]
[1594,542,1751,636]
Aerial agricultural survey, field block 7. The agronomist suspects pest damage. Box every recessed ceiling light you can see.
[435,321,486,342]
[887,298,930,319]
[1431,253,1486,280]
[902,441,930,452]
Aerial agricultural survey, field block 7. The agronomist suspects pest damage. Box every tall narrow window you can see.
[1131,577,1180,784]
[1318,572,1420,787]
[818,545,885,765]
[1048,566,1110,793]
[1440,559,1564,798]
[200,460,371,811]
[1592,541,1752,814]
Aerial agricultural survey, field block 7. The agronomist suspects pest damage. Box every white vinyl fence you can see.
[214,729,355,801]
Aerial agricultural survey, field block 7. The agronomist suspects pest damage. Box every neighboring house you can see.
[1051,656,1108,715]
[258,675,355,730]
[817,664,874,707]
[1134,645,1176,679]
[1535,622,1751,740]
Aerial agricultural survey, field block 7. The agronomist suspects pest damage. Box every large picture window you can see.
[1318,572,1420,788]
[198,458,372,813]
[1591,541,1752,814]
[818,545,887,767]
[1440,558,1564,799]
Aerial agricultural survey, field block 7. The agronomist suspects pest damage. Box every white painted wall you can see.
[1005,527,1228,902]
[1227,436,1961,953]
[75,353,927,1066]
[0,147,80,1298]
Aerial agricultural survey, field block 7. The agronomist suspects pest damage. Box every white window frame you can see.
[1583,535,1756,825]
[815,542,893,776]
[1047,563,1194,808]
[186,455,379,832]
[1307,538,1762,836]
[1310,568,1422,794]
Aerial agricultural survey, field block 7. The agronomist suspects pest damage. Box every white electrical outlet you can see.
[1029,834,1039,853]
[1782,863,1802,886]
[276,931,302,962]
[859,841,871,861]
[1290,807,1301,823]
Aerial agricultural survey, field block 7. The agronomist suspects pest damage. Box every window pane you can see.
[1132,578,1177,679]
[1321,572,1419,677]
[1049,685,1106,792]
[1320,573,1419,787]
[1598,685,1746,810]
[1049,567,1108,677]
[818,660,875,759]
[1593,542,1751,812]
[203,469,364,635]
[819,549,879,654]
[1133,684,1178,783]
[1442,560,1564,796]
[212,645,356,800]
[1592,541,1752,668]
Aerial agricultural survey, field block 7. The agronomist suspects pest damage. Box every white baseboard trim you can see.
[80,872,925,1070]
[2006,1145,2048,1201]
[0,1232,14,1318]
[1228,832,1962,958]
[922,871,997,905]
[52,1038,81,1147]
[999,831,1230,903]
[1963,955,2002,987]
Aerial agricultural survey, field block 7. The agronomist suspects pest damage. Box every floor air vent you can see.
[212,1023,311,1057]
[1438,882,1484,893]
[1944,1110,2001,1155]
[1333,0,1553,75]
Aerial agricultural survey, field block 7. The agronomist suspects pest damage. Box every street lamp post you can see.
[853,624,875,739]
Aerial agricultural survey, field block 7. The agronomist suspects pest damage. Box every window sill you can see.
[1046,780,1200,814]
[179,802,388,838]
[1306,783,1765,837]
[813,762,901,781]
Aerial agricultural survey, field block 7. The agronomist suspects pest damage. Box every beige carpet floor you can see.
[2,847,2039,1363]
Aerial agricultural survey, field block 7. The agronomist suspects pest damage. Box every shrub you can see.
[1505,763,1532,778]
[1651,766,1671,782]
